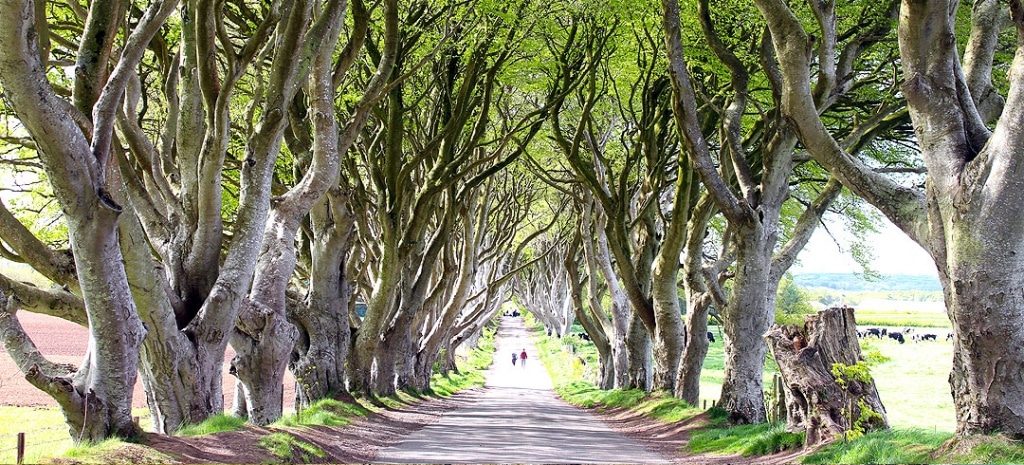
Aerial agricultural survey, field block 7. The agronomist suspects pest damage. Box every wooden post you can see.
[702,399,706,410]
[16,432,25,465]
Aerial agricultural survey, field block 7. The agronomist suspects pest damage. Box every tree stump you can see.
[764,306,888,446]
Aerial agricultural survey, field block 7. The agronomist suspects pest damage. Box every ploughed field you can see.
[0,312,297,410]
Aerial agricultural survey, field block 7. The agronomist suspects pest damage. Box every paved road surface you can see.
[375,316,668,464]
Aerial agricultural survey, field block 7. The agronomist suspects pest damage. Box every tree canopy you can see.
[0,0,1022,444]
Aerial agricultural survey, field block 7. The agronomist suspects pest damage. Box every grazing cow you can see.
[865,328,882,338]
[881,328,888,337]
[707,332,715,343]
[888,331,905,344]
[946,332,954,341]
[921,333,937,341]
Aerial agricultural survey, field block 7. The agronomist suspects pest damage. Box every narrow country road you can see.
[375,316,669,464]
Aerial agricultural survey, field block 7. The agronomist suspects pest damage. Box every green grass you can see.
[0,406,73,464]
[688,421,805,456]
[429,324,494,396]
[802,429,952,464]
[257,432,325,463]
[176,413,246,436]
[0,406,153,463]
[527,314,701,424]
[63,437,174,464]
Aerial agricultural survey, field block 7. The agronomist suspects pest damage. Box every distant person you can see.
[520,349,528,368]
[512,352,518,366]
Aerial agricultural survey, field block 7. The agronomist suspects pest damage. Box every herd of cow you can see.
[857,327,953,344]
[568,327,950,346]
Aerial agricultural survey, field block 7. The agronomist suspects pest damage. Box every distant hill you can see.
[793,273,942,292]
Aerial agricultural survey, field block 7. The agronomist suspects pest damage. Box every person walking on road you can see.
[512,352,518,366]
[520,349,528,368]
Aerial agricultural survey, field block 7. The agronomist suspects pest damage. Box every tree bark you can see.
[765,306,888,446]
[625,313,652,390]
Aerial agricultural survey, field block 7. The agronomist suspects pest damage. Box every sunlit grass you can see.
[257,432,325,463]
[802,428,952,464]
[177,413,246,436]
[63,437,174,463]
[688,421,804,456]
[0,406,153,463]
[528,313,701,425]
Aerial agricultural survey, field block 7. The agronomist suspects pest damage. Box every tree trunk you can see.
[717,227,773,424]
[676,301,710,405]
[625,313,652,390]
[946,269,1024,437]
[765,306,887,446]
[290,190,354,407]
[230,299,298,425]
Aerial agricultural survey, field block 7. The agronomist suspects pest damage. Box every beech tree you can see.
[231,0,398,424]
[754,0,1024,437]
[661,0,902,422]
[343,0,574,397]
[0,0,176,440]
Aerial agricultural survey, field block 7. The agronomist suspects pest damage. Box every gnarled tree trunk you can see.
[765,306,887,446]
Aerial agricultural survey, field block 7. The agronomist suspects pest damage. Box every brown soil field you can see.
[0,311,295,412]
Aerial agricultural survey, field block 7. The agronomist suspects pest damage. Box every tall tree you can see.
[661,0,899,422]
[755,0,1024,437]
[231,0,397,424]
[0,0,177,440]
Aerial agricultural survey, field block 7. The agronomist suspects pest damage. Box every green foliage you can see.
[776,276,814,324]
[830,361,873,389]
[257,432,325,463]
[687,422,805,456]
[176,414,246,437]
[831,359,884,440]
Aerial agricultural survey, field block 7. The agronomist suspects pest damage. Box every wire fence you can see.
[0,425,71,465]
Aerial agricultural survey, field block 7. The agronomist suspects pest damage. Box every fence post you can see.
[16,432,25,465]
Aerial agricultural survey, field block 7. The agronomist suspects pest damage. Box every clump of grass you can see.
[176,414,246,436]
[688,421,804,456]
[275,398,370,428]
[257,432,325,463]
[937,434,1024,464]
[430,370,486,396]
[802,428,950,464]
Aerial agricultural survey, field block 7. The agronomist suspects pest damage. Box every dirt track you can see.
[0,312,295,411]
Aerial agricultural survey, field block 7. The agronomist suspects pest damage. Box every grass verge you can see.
[688,420,804,456]
[526,313,700,425]
[62,437,174,463]
[176,413,246,436]
[257,432,325,463]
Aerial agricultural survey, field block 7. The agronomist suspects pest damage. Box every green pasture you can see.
[530,309,1024,463]
[0,407,153,464]
[852,308,950,328]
